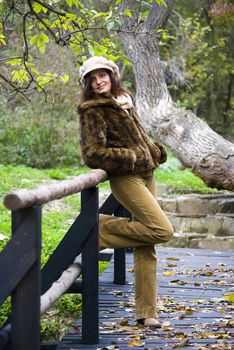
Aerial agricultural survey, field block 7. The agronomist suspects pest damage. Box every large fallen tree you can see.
[118,0,234,191]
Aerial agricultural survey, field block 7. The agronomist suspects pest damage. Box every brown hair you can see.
[79,69,131,103]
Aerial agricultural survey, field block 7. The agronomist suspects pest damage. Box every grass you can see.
[0,154,217,339]
[155,153,217,193]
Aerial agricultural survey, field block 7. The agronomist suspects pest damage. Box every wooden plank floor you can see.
[57,248,234,350]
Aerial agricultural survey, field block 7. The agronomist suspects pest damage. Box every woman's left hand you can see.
[154,141,167,164]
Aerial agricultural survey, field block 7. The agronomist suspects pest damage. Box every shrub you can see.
[0,91,81,168]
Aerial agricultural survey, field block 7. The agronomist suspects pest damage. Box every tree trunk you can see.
[118,0,234,191]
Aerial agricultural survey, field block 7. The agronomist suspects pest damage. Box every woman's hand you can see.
[154,141,167,164]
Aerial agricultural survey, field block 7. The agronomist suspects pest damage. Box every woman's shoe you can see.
[137,318,161,328]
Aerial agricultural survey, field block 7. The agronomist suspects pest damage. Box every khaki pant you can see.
[99,174,173,320]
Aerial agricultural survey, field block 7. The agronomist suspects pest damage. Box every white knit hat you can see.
[79,56,120,84]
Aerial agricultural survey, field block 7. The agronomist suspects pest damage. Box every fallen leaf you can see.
[167,257,180,261]
[119,319,129,326]
[71,325,80,332]
[185,308,194,315]
[163,271,174,276]
[177,305,186,311]
[224,293,234,303]
[178,309,194,319]
[215,332,231,339]
[97,345,120,350]
[194,282,201,286]
[127,336,145,347]
[218,307,225,314]
[226,319,234,327]
[197,332,216,339]
[200,271,214,276]
[127,268,134,272]
[172,337,189,348]
[170,279,188,285]
[195,299,205,304]
[162,321,172,330]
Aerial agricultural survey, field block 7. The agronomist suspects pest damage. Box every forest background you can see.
[0,0,233,169]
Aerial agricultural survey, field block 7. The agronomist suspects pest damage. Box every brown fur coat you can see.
[77,96,167,177]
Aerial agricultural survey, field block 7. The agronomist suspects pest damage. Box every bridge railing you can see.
[0,169,128,350]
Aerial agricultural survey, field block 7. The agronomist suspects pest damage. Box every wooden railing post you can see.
[113,206,131,285]
[99,193,128,285]
[114,249,126,285]
[11,205,42,350]
[81,187,99,344]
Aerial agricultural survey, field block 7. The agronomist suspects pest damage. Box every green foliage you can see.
[0,1,128,95]
[0,298,10,328]
[0,52,81,168]
[156,151,217,193]
[161,2,234,139]
[41,294,82,341]
[40,318,61,341]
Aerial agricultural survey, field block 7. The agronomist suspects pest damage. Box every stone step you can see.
[99,189,234,239]
[166,212,234,236]
[158,193,234,215]
[162,232,234,250]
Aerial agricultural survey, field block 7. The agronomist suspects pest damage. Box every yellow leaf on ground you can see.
[127,337,145,347]
[162,321,172,330]
[185,309,194,315]
[163,271,174,276]
[224,293,234,303]
[197,333,216,339]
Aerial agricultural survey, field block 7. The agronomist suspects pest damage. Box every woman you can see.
[77,56,173,327]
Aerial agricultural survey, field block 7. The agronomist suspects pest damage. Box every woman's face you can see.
[90,69,111,95]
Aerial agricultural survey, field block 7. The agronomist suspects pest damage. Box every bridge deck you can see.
[57,247,234,350]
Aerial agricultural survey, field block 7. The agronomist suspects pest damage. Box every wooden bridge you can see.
[58,247,234,350]
[0,170,233,350]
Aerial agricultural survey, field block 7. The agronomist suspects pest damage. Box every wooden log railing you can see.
[0,169,129,350]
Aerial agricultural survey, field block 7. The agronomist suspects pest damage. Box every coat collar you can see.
[77,96,122,112]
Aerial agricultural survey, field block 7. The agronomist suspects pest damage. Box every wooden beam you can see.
[40,256,82,315]
[3,169,107,210]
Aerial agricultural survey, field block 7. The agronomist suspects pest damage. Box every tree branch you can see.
[0,56,22,63]
[118,0,140,31]
[0,73,31,101]
[33,0,66,17]
[145,0,176,32]
[22,11,46,95]
[27,0,60,43]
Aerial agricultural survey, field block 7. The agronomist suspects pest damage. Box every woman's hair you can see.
[80,69,131,103]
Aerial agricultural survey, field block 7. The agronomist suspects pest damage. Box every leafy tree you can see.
[0,0,127,99]
[162,0,234,139]
[117,0,234,191]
